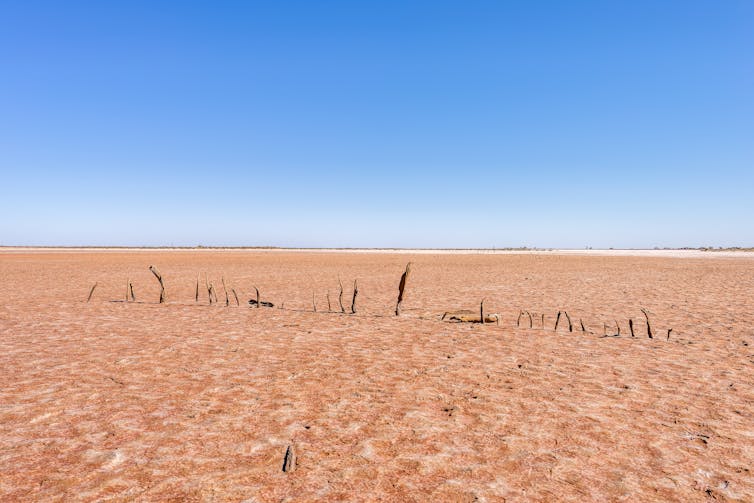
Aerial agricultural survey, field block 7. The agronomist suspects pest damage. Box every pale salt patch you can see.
[103,449,125,470]
[29,412,54,424]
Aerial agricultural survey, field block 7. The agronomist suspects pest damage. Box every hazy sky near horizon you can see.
[1,1,752,248]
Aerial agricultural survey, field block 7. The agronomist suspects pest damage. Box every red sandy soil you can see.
[1,250,753,502]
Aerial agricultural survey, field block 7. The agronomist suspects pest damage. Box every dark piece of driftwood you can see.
[564,311,573,332]
[195,274,199,302]
[208,283,217,305]
[129,280,135,302]
[87,282,98,302]
[641,308,653,339]
[351,279,358,314]
[248,299,275,308]
[248,285,274,308]
[667,328,673,341]
[395,262,412,316]
[338,277,345,313]
[480,299,485,323]
[580,318,586,332]
[231,288,240,306]
[282,445,296,473]
[629,318,635,337]
[554,311,562,331]
[205,274,213,305]
[516,310,531,327]
[221,277,229,307]
[149,266,165,304]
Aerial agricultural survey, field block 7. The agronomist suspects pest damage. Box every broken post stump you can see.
[641,308,653,339]
[148,265,165,304]
[395,262,412,316]
[564,311,573,332]
[338,277,345,313]
[221,277,229,307]
[351,279,358,314]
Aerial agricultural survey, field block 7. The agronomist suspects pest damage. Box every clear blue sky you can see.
[1,1,752,248]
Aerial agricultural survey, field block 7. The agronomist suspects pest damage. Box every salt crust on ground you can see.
[1,251,752,501]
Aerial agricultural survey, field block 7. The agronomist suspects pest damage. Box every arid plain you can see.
[1,250,753,502]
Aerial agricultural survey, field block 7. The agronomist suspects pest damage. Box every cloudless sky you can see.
[1,1,752,248]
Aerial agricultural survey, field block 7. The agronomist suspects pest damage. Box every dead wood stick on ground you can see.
[580,318,586,332]
[629,318,635,337]
[326,292,331,312]
[282,445,296,473]
[443,310,500,323]
[221,277,229,307]
[395,262,412,316]
[312,291,317,312]
[338,277,345,313]
[208,283,217,305]
[254,286,260,308]
[205,274,212,305]
[106,376,125,386]
[129,280,135,302]
[564,311,573,332]
[517,311,523,327]
[87,282,98,302]
[641,308,653,338]
[125,278,130,302]
[195,274,199,302]
[667,328,673,341]
[231,288,240,306]
[148,266,165,304]
[526,311,533,328]
[351,279,358,314]
[554,311,562,331]
[480,299,485,323]
[614,320,621,336]
[541,313,545,328]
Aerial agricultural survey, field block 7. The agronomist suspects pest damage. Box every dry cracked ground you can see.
[1,250,753,502]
